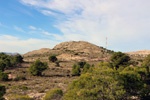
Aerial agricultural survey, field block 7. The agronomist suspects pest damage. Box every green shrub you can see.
[110,52,130,69]
[78,61,86,68]
[0,85,6,100]
[83,63,90,73]
[29,59,48,76]
[0,62,6,72]
[72,64,81,76]
[43,88,63,100]
[55,61,60,67]
[0,71,8,81]
[119,69,143,95]
[49,55,57,62]
[0,53,23,69]
[74,53,78,55]
[21,85,28,91]
[14,55,23,64]
[14,75,26,81]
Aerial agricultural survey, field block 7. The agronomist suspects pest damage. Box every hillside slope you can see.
[23,41,114,61]
[127,50,150,57]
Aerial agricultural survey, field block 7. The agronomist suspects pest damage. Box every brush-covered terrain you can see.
[0,41,150,100]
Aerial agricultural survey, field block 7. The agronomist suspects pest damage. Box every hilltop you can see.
[23,41,114,61]
[127,50,150,57]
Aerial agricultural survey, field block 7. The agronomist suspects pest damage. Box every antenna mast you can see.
[105,36,108,56]
[105,37,107,49]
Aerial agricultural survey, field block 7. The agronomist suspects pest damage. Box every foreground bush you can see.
[43,89,63,100]
[65,66,126,100]
[65,61,150,100]
[29,59,48,76]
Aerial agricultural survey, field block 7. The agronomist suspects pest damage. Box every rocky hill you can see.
[23,41,114,61]
[127,50,150,57]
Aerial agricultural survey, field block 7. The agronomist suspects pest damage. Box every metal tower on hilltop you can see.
[105,36,108,56]
[105,37,107,50]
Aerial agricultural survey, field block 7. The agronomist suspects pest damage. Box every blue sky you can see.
[0,0,150,54]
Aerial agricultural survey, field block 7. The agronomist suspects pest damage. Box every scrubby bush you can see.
[55,61,60,67]
[0,71,8,81]
[0,85,6,100]
[78,61,86,68]
[49,55,57,62]
[72,64,81,76]
[83,63,90,73]
[0,62,6,72]
[14,75,26,81]
[110,52,130,69]
[74,53,78,55]
[0,53,23,69]
[29,59,48,76]
[21,85,29,91]
[14,54,23,64]
[143,54,150,74]
[43,88,63,100]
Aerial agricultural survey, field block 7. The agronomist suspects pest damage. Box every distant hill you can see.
[23,41,114,61]
[127,50,150,57]
[0,52,19,56]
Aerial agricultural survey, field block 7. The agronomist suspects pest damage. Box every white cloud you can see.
[20,0,150,51]
[2,35,18,40]
[0,35,59,54]
[28,27,65,41]
[29,26,36,30]
[41,10,56,16]
[14,26,25,32]
[42,31,64,40]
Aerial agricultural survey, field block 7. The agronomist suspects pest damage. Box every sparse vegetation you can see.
[14,75,26,81]
[8,94,33,100]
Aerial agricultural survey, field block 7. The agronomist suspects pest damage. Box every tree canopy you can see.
[110,52,130,69]
[29,59,48,76]
[49,55,57,62]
